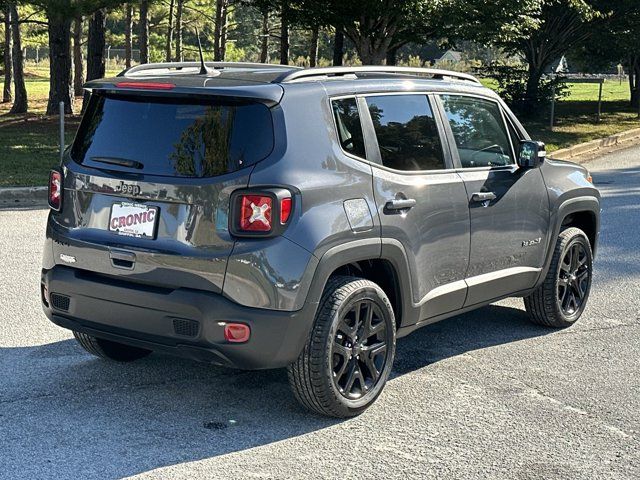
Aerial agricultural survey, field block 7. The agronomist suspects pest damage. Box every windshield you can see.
[71,93,274,177]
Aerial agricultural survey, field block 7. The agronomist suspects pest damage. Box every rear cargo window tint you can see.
[71,94,274,177]
[332,98,367,159]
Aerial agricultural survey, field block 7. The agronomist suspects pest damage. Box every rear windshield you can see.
[71,93,274,177]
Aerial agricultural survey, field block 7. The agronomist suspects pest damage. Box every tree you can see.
[46,6,73,114]
[290,0,444,65]
[8,2,26,113]
[165,0,174,61]
[139,0,149,63]
[124,3,133,67]
[72,15,84,97]
[308,25,318,67]
[332,27,343,66]
[448,0,604,106]
[3,2,12,103]
[214,0,229,61]
[279,0,288,64]
[575,1,640,110]
[174,0,183,61]
[259,5,269,62]
[86,8,106,84]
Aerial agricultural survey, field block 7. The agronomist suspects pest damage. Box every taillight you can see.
[280,197,292,224]
[48,169,63,211]
[231,189,293,237]
[239,195,273,232]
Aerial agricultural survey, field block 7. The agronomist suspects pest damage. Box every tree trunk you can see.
[9,3,26,113]
[87,9,106,81]
[259,8,269,63]
[3,3,12,103]
[332,27,343,66]
[220,2,228,61]
[72,15,84,97]
[165,0,175,62]
[124,4,133,68]
[214,0,224,61]
[279,1,289,65]
[629,56,640,112]
[83,9,106,111]
[46,12,72,115]
[308,26,319,68]
[174,0,183,61]
[139,0,149,64]
[386,46,398,66]
[525,62,545,106]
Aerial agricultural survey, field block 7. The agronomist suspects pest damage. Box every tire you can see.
[524,227,593,328]
[287,276,396,418]
[73,331,152,362]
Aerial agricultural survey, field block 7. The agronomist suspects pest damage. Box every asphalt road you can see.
[1,147,639,480]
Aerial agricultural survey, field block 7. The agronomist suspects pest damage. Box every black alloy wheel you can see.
[524,227,593,328]
[331,300,389,400]
[557,242,591,316]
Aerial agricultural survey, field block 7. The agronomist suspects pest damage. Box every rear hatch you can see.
[51,86,278,293]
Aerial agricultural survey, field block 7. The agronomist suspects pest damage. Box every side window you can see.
[332,98,367,159]
[440,95,514,168]
[365,95,445,171]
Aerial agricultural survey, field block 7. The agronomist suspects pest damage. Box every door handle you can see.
[470,192,497,203]
[384,198,417,212]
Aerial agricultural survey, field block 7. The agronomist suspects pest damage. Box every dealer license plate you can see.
[108,202,158,239]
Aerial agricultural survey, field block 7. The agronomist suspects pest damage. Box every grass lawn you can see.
[1,67,640,186]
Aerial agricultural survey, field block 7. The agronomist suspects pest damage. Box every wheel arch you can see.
[304,239,417,330]
[540,196,600,282]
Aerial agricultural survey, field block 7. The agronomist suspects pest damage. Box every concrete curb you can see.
[0,186,48,208]
[550,127,640,161]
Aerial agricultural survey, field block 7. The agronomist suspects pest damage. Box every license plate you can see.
[108,202,158,239]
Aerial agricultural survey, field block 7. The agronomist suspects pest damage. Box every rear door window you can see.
[71,94,274,177]
[365,94,445,171]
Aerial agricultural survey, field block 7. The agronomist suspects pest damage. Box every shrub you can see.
[480,63,568,116]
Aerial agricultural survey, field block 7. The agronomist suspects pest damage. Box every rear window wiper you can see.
[91,156,144,169]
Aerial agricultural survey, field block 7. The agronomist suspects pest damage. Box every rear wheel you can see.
[73,331,152,362]
[525,227,593,328]
[288,276,396,418]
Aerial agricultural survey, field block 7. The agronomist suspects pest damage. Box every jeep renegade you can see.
[41,63,600,417]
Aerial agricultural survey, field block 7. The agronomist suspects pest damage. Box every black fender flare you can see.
[538,195,600,283]
[301,238,418,328]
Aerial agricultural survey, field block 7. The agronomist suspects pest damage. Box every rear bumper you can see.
[41,266,316,369]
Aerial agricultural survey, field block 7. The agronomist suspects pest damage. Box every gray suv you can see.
[41,63,600,417]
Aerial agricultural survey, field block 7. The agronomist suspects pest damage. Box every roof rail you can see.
[119,62,300,78]
[273,66,482,85]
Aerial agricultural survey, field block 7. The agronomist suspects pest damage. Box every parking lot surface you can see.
[1,147,639,479]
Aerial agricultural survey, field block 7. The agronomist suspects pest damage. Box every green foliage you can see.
[482,63,569,115]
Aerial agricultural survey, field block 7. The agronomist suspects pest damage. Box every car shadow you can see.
[0,303,551,479]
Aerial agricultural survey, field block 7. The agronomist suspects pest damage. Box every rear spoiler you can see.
[83,78,285,107]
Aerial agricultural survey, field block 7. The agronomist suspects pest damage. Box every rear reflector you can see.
[239,195,272,232]
[224,323,251,343]
[48,169,63,211]
[280,197,292,224]
[116,82,175,90]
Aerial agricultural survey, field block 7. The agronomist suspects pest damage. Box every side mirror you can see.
[518,140,546,169]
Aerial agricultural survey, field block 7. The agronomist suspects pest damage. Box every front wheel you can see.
[287,276,396,418]
[525,227,593,328]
